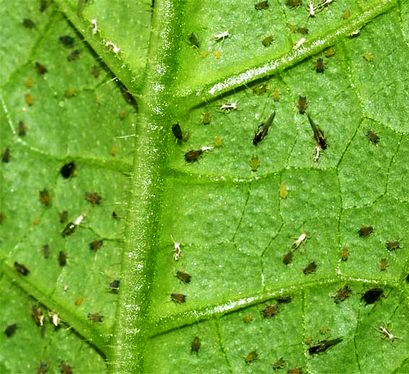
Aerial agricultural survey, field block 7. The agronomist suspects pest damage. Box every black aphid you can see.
[282,250,293,265]
[60,162,76,178]
[308,337,343,354]
[171,293,186,304]
[112,211,119,219]
[253,111,275,145]
[191,336,201,353]
[2,148,10,163]
[43,244,50,259]
[59,35,75,47]
[118,81,137,106]
[277,295,292,304]
[35,62,48,75]
[255,0,269,10]
[303,261,317,275]
[4,323,17,338]
[62,222,76,237]
[58,251,67,266]
[307,114,327,150]
[245,351,258,364]
[14,261,30,276]
[366,130,380,144]
[89,239,103,251]
[176,271,191,284]
[188,33,200,48]
[172,123,183,140]
[361,287,383,305]
[358,225,373,237]
[315,57,326,73]
[110,279,120,293]
[17,121,27,137]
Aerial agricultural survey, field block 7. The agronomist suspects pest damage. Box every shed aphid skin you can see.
[255,0,269,10]
[48,311,61,327]
[243,315,253,323]
[361,287,383,305]
[105,40,121,54]
[293,37,306,49]
[249,156,260,172]
[184,146,212,162]
[292,232,308,249]
[32,305,45,327]
[219,102,238,112]
[245,351,258,364]
[379,258,388,271]
[188,32,200,48]
[14,261,30,276]
[91,19,98,35]
[214,31,230,42]
[4,323,17,338]
[307,114,327,150]
[340,247,349,261]
[176,271,191,284]
[308,337,343,354]
[62,213,85,237]
[313,144,321,162]
[358,225,373,237]
[171,293,186,304]
[191,336,201,353]
[272,358,286,370]
[171,236,182,261]
[376,325,400,342]
[253,111,276,145]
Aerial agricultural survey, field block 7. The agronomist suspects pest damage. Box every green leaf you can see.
[2,0,409,373]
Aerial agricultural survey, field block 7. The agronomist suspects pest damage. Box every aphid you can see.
[88,313,104,322]
[245,351,258,364]
[59,361,73,374]
[366,130,379,144]
[293,232,308,249]
[282,250,293,265]
[184,146,212,162]
[361,287,383,305]
[67,49,81,61]
[272,357,286,370]
[91,18,98,34]
[37,362,48,374]
[60,161,76,178]
[325,47,336,57]
[279,183,289,199]
[35,62,48,75]
[253,111,276,145]
[202,112,211,125]
[172,123,183,140]
[307,114,327,150]
[320,325,331,335]
[358,225,373,237]
[14,261,30,276]
[172,237,182,261]
[176,271,191,284]
[105,41,121,54]
[2,147,10,163]
[363,52,374,62]
[110,279,120,293]
[252,83,270,95]
[75,296,84,306]
[277,295,292,304]
[297,96,308,114]
[386,240,400,251]
[59,210,68,224]
[16,121,27,137]
[25,93,33,106]
[249,156,260,172]
[262,35,274,47]
[4,323,17,338]
[214,31,230,41]
[22,18,36,28]
[117,81,137,106]
[42,244,50,259]
[243,315,253,323]
[303,261,317,275]
[39,189,52,206]
[255,0,269,10]
[293,37,306,49]
[377,325,400,342]
[297,26,309,35]
[48,311,61,327]
[191,336,201,353]
[286,0,302,8]
[89,239,103,251]
[341,9,352,19]
[333,285,352,304]
[315,57,326,73]
[350,29,360,38]
[32,305,45,327]
[171,293,186,304]
[406,273,409,283]
[219,102,238,112]
[85,191,102,205]
[379,258,388,271]
[262,304,279,318]
[340,247,349,261]
[58,251,67,267]
[62,214,85,237]
[313,144,321,162]
[188,32,200,48]
[112,210,119,219]
[59,35,75,47]
[288,368,303,374]
[308,337,343,354]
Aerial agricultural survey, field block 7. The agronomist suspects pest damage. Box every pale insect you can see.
[105,41,121,54]
[292,232,308,249]
[293,37,306,50]
[91,19,98,35]
[313,144,321,162]
[306,0,335,17]
[219,102,238,112]
[377,326,400,342]
[171,235,182,261]
[48,312,61,327]
[214,31,230,41]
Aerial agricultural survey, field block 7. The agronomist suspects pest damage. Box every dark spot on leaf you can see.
[22,18,36,29]
[288,368,303,374]
[0,212,5,224]
[4,323,17,338]
[361,287,383,305]
[191,336,201,353]
[85,192,102,206]
[59,210,68,224]
[89,240,103,251]
[88,313,104,322]
[37,361,48,374]
[60,162,76,178]
[25,93,33,106]
[35,62,48,75]
[67,49,81,61]
[39,189,52,207]
[110,279,120,293]
[14,261,30,276]
[58,251,67,266]
[176,271,191,284]
[358,225,373,237]
[171,293,186,304]
[39,0,50,12]
[282,250,293,265]
[2,148,10,163]
[59,35,75,47]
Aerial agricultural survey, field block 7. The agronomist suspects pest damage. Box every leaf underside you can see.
[2,0,409,373]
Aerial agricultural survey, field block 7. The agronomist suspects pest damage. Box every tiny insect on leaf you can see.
[333,285,352,304]
[59,35,75,47]
[245,351,258,364]
[171,293,186,304]
[297,96,308,114]
[176,271,191,284]
[59,361,73,374]
[172,123,183,140]
[366,130,380,144]
[358,225,373,237]
[14,261,30,276]
[85,191,102,205]
[35,62,48,75]
[2,148,10,163]
[255,0,269,10]
[253,111,275,145]
[361,287,383,305]
[386,240,400,251]
[39,189,52,207]
[4,323,17,338]
[88,312,104,322]
[272,357,286,370]
[303,261,317,275]
[307,114,327,150]
[32,305,45,327]
[308,337,343,354]
[282,250,293,265]
[315,57,326,73]
[89,239,104,251]
[262,304,279,318]
[60,162,76,178]
[191,336,201,353]
[188,32,200,48]
[110,279,120,293]
[58,251,67,267]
